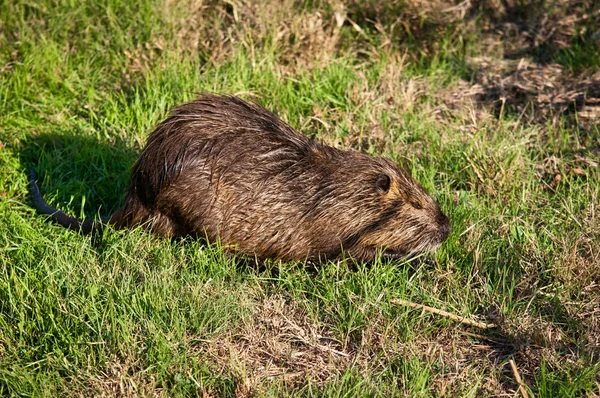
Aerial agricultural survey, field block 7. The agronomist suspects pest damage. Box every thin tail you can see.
[30,168,100,235]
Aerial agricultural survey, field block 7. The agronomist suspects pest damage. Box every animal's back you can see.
[119,95,347,259]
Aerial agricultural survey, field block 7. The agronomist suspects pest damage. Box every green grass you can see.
[1,0,599,396]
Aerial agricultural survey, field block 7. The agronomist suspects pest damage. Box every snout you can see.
[437,212,451,242]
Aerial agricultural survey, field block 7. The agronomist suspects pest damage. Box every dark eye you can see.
[375,174,391,194]
[411,202,423,210]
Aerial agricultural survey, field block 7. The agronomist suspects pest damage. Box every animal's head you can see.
[337,155,451,262]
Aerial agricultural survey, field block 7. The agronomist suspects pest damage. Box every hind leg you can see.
[108,200,180,237]
[146,211,182,237]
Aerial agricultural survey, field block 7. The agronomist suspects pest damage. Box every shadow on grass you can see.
[19,131,139,220]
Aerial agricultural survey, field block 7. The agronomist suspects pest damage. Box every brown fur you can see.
[31,95,451,262]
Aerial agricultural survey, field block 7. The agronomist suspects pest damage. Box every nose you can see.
[438,212,451,242]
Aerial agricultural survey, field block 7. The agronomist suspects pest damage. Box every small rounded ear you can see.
[375,174,391,194]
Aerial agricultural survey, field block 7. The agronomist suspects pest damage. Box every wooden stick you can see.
[509,359,529,398]
[390,298,497,329]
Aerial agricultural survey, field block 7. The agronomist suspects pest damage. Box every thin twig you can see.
[509,359,529,398]
[391,298,497,329]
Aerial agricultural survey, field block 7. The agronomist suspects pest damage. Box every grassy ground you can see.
[1,0,599,396]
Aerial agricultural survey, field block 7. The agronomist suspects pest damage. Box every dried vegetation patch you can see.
[439,0,600,128]
[459,57,600,128]
[195,295,351,395]
[168,0,346,71]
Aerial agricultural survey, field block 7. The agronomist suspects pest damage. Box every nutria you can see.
[31,94,450,262]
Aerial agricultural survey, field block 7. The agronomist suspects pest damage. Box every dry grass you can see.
[196,295,350,396]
